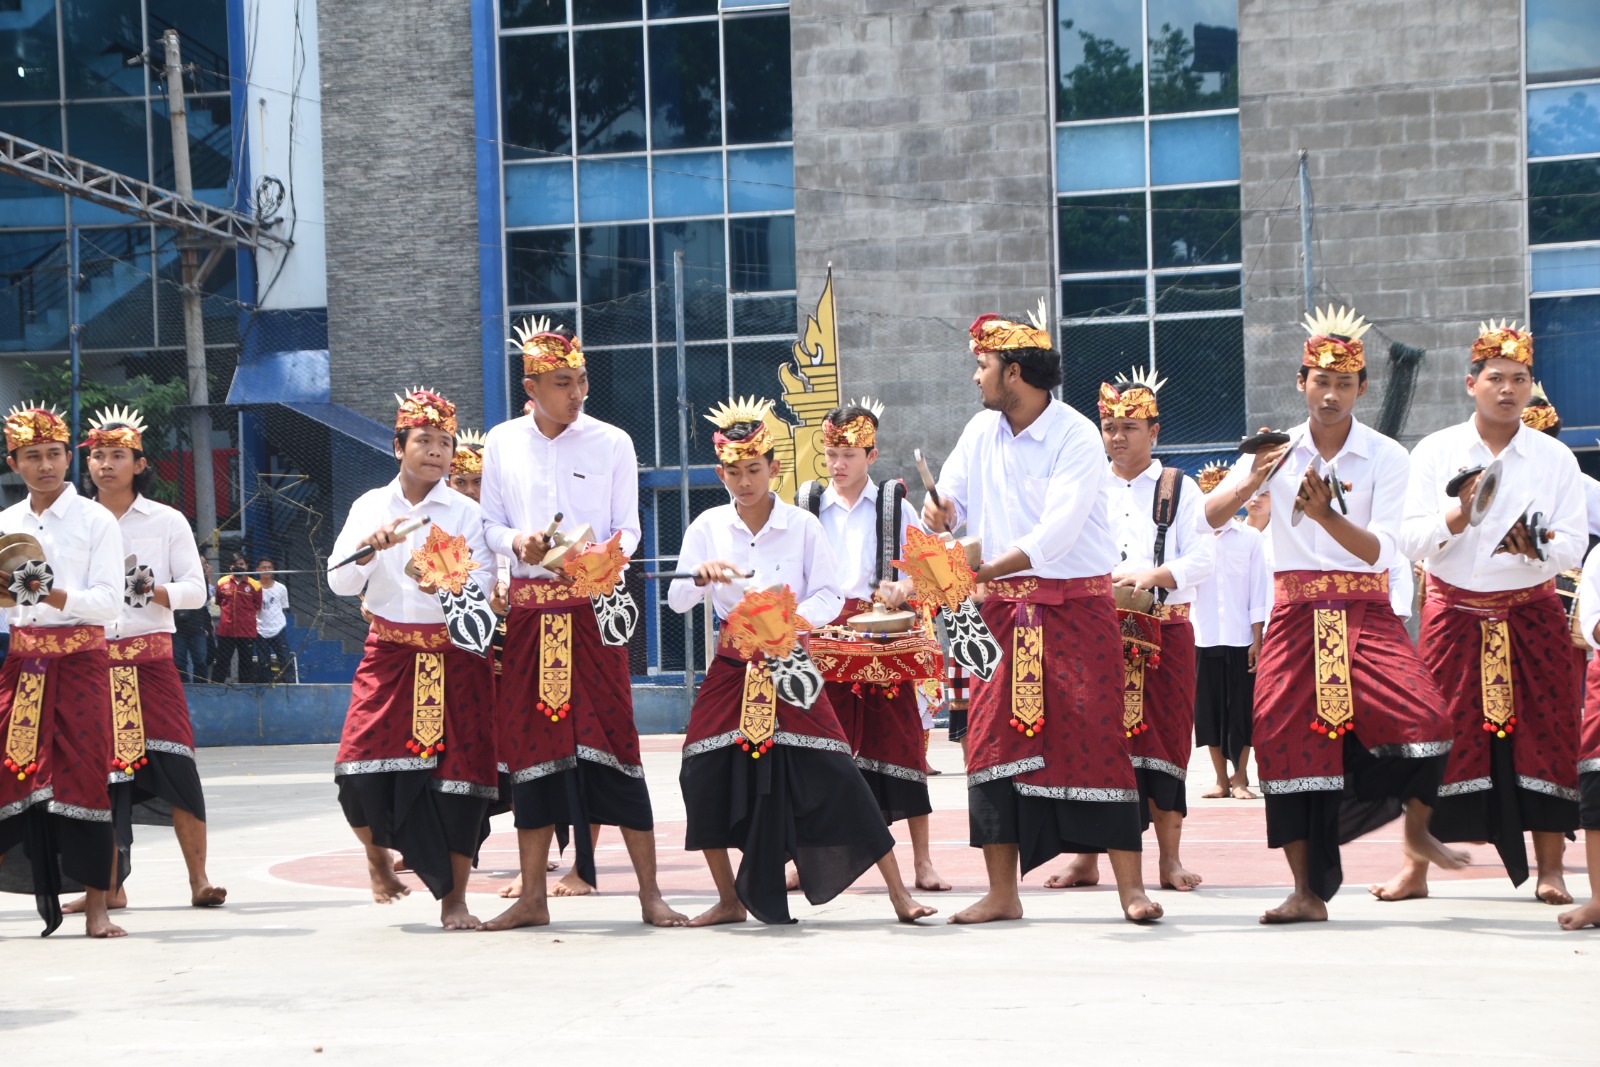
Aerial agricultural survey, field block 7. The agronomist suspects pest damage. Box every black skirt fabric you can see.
[680,743,895,925]
[126,749,207,825]
[857,764,932,825]
[1430,735,1580,887]
[1581,770,1600,832]
[1135,765,1187,818]
[967,779,1143,876]
[0,807,116,936]
[1194,645,1254,763]
[508,761,654,890]
[336,769,479,901]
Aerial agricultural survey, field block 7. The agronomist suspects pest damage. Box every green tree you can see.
[1058,22,1144,121]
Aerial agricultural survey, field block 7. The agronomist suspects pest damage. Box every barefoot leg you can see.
[1533,830,1573,905]
[483,827,554,930]
[1558,830,1600,930]
[1401,800,1470,870]
[948,845,1023,924]
[1151,803,1201,891]
[498,873,523,899]
[440,852,482,930]
[1041,853,1100,889]
[1110,848,1163,922]
[351,826,410,903]
[908,814,950,891]
[1261,840,1329,924]
[687,848,747,927]
[1369,852,1430,901]
[64,844,126,914]
[552,824,600,896]
[619,825,686,927]
[873,850,937,922]
[83,888,127,938]
[1201,747,1229,798]
[173,808,226,907]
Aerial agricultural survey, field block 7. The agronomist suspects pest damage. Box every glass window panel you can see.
[1150,114,1239,185]
[1155,269,1241,312]
[1151,186,1239,268]
[1530,159,1600,245]
[1154,315,1244,444]
[574,0,640,23]
[1528,84,1600,158]
[63,0,146,99]
[650,0,717,15]
[575,28,646,154]
[1528,0,1600,84]
[731,338,788,407]
[582,346,658,458]
[654,219,726,338]
[1056,121,1143,193]
[508,229,578,305]
[502,0,567,30]
[1529,294,1600,428]
[147,1,231,92]
[723,15,790,144]
[580,223,653,343]
[0,4,61,102]
[1059,321,1149,423]
[1147,0,1238,114]
[1061,277,1146,317]
[66,101,149,181]
[658,341,731,466]
[653,151,723,217]
[649,22,721,150]
[1056,0,1143,121]
[721,0,786,8]
[1058,193,1146,273]
[733,294,796,335]
[0,230,67,352]
[728,146,793,212]
[579,156,649,221]
[1531,247,1600,294]
[0,105,65,224]
[502,33,572,159]
[153,95,234,196]
[506,162,576,226]
[730,215,795,292]
[79,225,155,349]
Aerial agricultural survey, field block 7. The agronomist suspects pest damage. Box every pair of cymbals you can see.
[0,533,46,608]
[541,522,596,571]
[1238,430,1297,492]
[845,602,919,635]
[1289,463,1350,526]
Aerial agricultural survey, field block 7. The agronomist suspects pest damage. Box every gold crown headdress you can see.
[1196,462,1229,494]
[1098,365,1167,420]
[393,388,458,436]
[969,296,1053,355]
[4,402,70,453]
[1302,304,1372,373]
[510,314,585,378]
[705,396,776,464]
[821,396,885,450]
[1521,381,1560,433]
[1471,318,1532,367]
[451,428,485,475]
[82,404,147,452]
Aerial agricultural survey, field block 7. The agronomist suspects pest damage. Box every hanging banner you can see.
[765,267,841,503]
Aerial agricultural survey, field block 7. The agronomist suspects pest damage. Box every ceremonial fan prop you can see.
[894,526,1002,681]
[0,533,52,608]
[722,583,826,758]
[124,555,156,608]
[559,530,639,646]
[406,524,496,656]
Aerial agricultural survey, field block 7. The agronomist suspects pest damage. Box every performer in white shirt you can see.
[1045,369,1214,893]
[0,405,125,938]
[1206,305,1462,924]
[327,390,498,930]
[926,309,1161,925]
[1558,543,1600,931]
[800,399,949,893]
[480,321,685,931]
[72,407,224,915]
[1372,324,1587,906]
[668,397,935,926]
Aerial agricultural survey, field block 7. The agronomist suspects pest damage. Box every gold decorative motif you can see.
[765,268,843,501]
[1312,608,1354,738]
[1521,382,1559,433]
[1301,305,1371,374]
[984,578,1039,600]
[563,530,627,598]
[1010,611,1044,735]
[408,522,481,596]
[1154,602,1191,621]
[739,660,777,750]
[705,396,777,465]
[1123,657,1146,735]
[369,618,454,650]
[1479,618,1514,732]
[2,661,46,779]
[110,664,147,770]
[511,315,585,377]
[107,633,174,662]
[820,398,884,450]
[509,579,587,609]
[393,388,458,436]
[895,525,977,615]
[1274,570,1389,604]
[1098,366,1166,420]
[4,403,69,452]
[969,298,1053,354]
[537,612,573,721]
[10,625,106,657]
[451,428,484,476]
[410,652,446,753]
[83,405,147,452]
[723,585,805,661]
[1472,319,1532,367]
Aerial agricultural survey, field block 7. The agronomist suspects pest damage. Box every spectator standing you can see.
[255,558,292,682]
[173,553,214,683]
[212,554,261,682]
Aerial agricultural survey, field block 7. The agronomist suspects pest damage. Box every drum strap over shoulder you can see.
[1150,466,1184,605]
[875,478,906,586]
[797,479,825,519]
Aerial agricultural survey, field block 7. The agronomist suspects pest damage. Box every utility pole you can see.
[1298,149,1315,315]
[163,29,218,565]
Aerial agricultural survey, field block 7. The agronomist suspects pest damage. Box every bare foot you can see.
[86,913,128,938]
[890,892,938,923]
[1230,784,1259,800]
[1120,891,1164,923]
[1536,873,1573,906]
[391,850,409,873]
[482,897,550,931]
[547,859,560,872]
[367,863,411,905]
[1042,855,1100,889]
[498,874,523,899]
[1402,829,1470,872]
[552,869,594,897]
[1159,859,1202,892]
[687,899,747,927]
[1557,898,1600,930]
[190,883,227,907]
[641,894,689,927]
[1368,859,1429,902]
[63,887,127,914]
[914,860,951,892]
[948,891,1023,924]
[1201,782,1228,799]
[1260,891,1328,924]
[785,864,800,892]
[441,900,482,930]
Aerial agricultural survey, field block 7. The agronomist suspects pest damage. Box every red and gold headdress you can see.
[82,404,146,452]
[1302,304,1371,374]
[1521,381,1560,433]
[1098,366,1166,420]
[1196,462,1229,494]
[4,403,69,453]
[510,315,584,377]
[451,428,484,475]
[821,397,883,450]
[394,388,458,436]
[1471,318,1532,367]
[969,297,1053,355]
[705,396,776,465]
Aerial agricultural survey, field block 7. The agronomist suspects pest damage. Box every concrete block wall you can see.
[316,0,486,428]
[1237,0,1525,444]
[790,0,1057,479]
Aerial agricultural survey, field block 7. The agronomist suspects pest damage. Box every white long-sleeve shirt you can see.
[1216,417,1405,576]
[479,412,640,581]
[667,496,843,629]
[1584,473,1600,541]
[1,483,123,628]
[816,480,922,602]
[933,400,1119,580]
[1581,543,1599,652]
[1399,419,1585,591]
[1191,519,1270,647]
[327,476,493,624]
[1104,460,1215,605]
[112,494,206,639]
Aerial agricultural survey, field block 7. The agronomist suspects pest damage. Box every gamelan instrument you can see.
[0,533,51,608]
[330,515,431,570]
[1465,457,1503,528]
[1556,568,1587,650]
[1493,505,1555,563]
[810,604,944,688]
[124,554,156,608]
[1290,461,1351,527]
[539,514,595,571]
[1237,429,1291,454]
